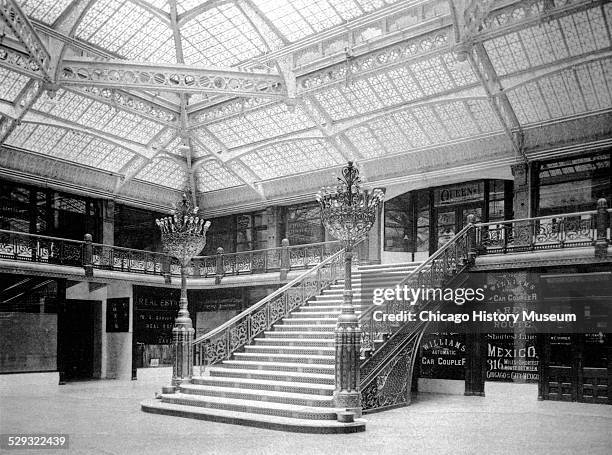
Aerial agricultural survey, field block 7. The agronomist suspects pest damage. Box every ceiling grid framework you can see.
[0,0,610,213]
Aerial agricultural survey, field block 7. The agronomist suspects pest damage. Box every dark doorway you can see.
[58,300,96,382]
[434,203,482,250]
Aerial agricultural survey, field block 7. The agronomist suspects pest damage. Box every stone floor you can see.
[1,379,611,455]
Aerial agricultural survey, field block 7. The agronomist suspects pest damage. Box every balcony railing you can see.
[0,228,342,283]
[476,206,612,254]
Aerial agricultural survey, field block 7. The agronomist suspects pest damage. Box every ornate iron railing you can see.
[192,246,349,373]
[91,243,168,274]
[0,228,343,280]
[192,240,342,277]
[475,210,608,254]
[0,229,85,266]
[358,224,475,412]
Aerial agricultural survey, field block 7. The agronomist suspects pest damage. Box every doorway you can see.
[435,204,482,249]
[58,300,95,382]
[540,301,610,404]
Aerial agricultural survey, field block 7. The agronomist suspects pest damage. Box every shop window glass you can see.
[415,192,430,252]
[286,202,324,245]
[538,153,611,216]
[384,193,411,252]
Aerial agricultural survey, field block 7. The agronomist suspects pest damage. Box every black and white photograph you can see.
[0,0,611,454]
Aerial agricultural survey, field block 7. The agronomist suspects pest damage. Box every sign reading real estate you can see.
[133,286,180,345]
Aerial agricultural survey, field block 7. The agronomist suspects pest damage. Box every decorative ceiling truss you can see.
[58,57,288,99]
[0,0,50,77]
[0,0,610,212]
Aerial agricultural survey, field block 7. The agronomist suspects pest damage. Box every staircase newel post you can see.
[280,238,290,280]
[215,247,224,284]
[162,255,171,285]
[594,198,609,258]
[466,214,477,264]
[333,243,362,417]
[170,262,194,389]
[83,233,93,277]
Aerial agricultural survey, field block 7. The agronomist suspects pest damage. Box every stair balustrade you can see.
[192,245,353,374]
[358,223,475,412]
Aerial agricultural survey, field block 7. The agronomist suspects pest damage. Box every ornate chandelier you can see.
[316,161,384,246]
[156,193,211,266]
[155,191,210,388]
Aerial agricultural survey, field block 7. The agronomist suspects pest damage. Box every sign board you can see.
[434,181,484,207]
[106,297,129,332]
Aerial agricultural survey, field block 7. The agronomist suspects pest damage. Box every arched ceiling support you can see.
[500,49,612,94]
[48,0,104,82]
[191,135,266,199]
[0,79,43,143]
[467,43,526,162]
[238,0,290,45]
[331,93,490,135]
[298,96,354,161]
[129,0,171,23]
[0,0,51,78]
[177,0,230,26]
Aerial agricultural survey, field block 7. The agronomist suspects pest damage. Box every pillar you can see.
[511,162,531,249]
[334,246,362,417]
[102,199,115,245]
[595,198,609,258]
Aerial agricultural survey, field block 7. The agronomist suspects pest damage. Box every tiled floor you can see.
[1,379,611,455]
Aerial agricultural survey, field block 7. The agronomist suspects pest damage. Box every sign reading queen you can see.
[434,182,484,206]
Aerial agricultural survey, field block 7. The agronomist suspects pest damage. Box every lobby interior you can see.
[1,0,612,453]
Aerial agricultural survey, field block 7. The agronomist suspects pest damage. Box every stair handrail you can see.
[359,223,475,359]
[192,241,361,371]
[358,225,475,411]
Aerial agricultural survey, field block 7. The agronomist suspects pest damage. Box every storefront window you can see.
[538,153,611,216]
[384,194,411,252]
[285,202,324,245]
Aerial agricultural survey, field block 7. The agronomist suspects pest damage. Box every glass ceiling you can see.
[1,0,611,198]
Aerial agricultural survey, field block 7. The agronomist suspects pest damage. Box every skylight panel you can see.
[139,0,169,12]
[252,0,315,42]
[391,111,430,147]
[253,0,398,41]
[412,106,449,142]
[181,4,267,66]
[368,116,411,154]
[434,103,479,139]
[206,104,315,149]
[196,161,243,192]
[240,139,343,180]
[17,0,72,25]
[76,0,175,63]
[344,126,385,158]
[135,158,187,189]
[464,100,501,133]
[5,123,134,172]
[0,68,29,102]
[175,0,201,13]
[33,89,164,144]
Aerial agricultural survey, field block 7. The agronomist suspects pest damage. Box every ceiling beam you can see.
[58,57,287,99]
[468,43,526,162]
[0,0,51,78]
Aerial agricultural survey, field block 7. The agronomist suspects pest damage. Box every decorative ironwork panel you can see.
[229,321,248,351]
[361,337,419,412]
[249,307,268,339]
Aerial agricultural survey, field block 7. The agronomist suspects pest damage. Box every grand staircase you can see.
[142,262,421,433]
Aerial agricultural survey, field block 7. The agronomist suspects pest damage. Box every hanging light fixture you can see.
[156,191,211,388]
